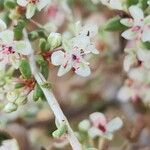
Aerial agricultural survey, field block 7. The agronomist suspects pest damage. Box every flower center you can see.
[132,26,141,32]
[1,45,15,55]
[98,124,106,133]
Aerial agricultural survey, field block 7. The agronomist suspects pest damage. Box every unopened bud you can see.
[48,32,62,49]
[7,90,19,102]
[78,119,91,131]
[4,103,18,113]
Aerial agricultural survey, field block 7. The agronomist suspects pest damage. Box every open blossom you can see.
[17,0,51,19]
[121,6,150,42]
[79,112,123,140]
[100,0,123,10]
[118,81,150,105]
[51,24,99,77]
[0,20,31,70]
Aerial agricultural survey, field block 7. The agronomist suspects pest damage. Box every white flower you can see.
[100,0,123,10]
[0,30,31,70]
[82,112,123,140]
[121,6,150,42]
[148,0,150,6]
[51,48,91,77]
[17,0,51,19]
[51,24,99,77]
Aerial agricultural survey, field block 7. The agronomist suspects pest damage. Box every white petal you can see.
[144,15,150,25]
[51,51,64,66]
[121,29,137,40]
[0,19,7,31]
[72,35,91,50]
[86,44,99,54]
[88,127,103,138]
[0,30,14,44]
[17,0,28,7]
[120,18,134,27]
[129,6,144,25]
[75,64,91,77]
[26,3,36,19]
[37,0,51,11]
[109,0,123,10]
[89,112,107,126]
[141,27,150,42]
[129,67,146,82]
[123,54,137,72]
[14,41,32,55]
[117,86,132,102]
[80,24,98,38]
[107,117,123,133]
[57,64,72,76]
[137,48,150,62]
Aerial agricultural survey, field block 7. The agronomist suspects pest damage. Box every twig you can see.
[23,29,82,150]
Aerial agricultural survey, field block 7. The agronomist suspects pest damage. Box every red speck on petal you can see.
[98,124,106,133]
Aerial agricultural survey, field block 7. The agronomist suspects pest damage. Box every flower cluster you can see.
[0,19,31,70]
[51,24,99,77]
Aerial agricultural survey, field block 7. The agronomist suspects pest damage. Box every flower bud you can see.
[78,119,91,131]
[48,32,62,49]
[4,103,18,113]
[7,90,19,102]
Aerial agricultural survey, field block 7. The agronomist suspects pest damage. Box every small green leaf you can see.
[41,82,51,89]
[4,0,16,9]
[33,84,45,101]
[28,31,39,41]
[15,83,25,89]
[126,0,138,7]
[40,61,49,79]
[103,16,127,31]
[39,38,47,52]
[19,59,32,79]
[13,20,26,40]
[142,42,150,49]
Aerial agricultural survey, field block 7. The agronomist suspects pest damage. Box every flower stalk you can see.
[23,29,82,150]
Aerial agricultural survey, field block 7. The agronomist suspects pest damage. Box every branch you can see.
[23,29,82,150]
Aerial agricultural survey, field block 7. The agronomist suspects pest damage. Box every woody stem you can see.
[24,29,82,150]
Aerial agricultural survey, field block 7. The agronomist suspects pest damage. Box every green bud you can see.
[19,59,32,79]
[4,0,16,9]
[36,55,45,65]
[78,119,91,132]
[48,32,62,49]
[15,97,28,105]
[4,103,18,113]
[28,31,39,41]
[7,90,19,102]
[103,16,127,31]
